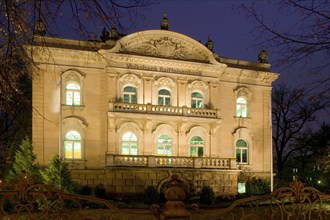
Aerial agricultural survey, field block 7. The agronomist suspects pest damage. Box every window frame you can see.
[191,92,203,109]
[158,89,171,106]
[121,131,138,155]
[123,86,137,104]
[190,136,204,157]
[236,97,248,117]
[65,82,81,106]
[64,130,82,159]
[156,134,172,156]
[236,139,248,164]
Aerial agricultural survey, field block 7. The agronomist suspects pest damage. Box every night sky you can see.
[53,0,328,88]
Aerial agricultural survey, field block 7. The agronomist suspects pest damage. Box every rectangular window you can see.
[122,144,129,154]
[73,91,81,105]
[242,149,247,163]
[131,95,137,104]
[66,91,73,105]
[131,144,138,155]
[73,142,81,158]
[65,141,73,158]
[123,94,130,103]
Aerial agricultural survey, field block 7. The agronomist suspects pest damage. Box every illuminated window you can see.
[191,92,203,108]
[190,136,204,157]
[236,97,247,117]
[123,86,137,104]
[158,89,171,106]
[66,82,81,105]
[157,134,172,156]
[236,139,248,164]
[64,131,81,159]
[121,132,138,155]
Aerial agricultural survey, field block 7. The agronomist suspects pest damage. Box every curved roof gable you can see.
[108,30,218,64]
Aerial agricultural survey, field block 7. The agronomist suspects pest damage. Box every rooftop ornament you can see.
[160,13,169,30]
[35,18,46,36]
[110,24,119,40]
[258,46,268,63]
[205,35,214,52]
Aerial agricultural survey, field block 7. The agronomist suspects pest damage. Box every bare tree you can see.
[242,0,330,73]
[0,0,155,177]
[272,84,330,176]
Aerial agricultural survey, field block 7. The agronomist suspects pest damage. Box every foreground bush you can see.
[246,177,271,195]
[144,185,159,204]
[200,185,215,205]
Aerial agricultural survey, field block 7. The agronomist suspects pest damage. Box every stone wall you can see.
[71,168,239,196]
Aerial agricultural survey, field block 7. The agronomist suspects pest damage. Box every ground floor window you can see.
[64,130,82,159]
[190,136,204,157]
[156,134,172,156]
[121,132,138,155]
[236,139,248,163]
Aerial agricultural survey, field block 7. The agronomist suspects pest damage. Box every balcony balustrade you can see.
[109,102,219,118]
[106,154,235,169]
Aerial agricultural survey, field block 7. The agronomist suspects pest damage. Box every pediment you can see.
[105,30,218,64]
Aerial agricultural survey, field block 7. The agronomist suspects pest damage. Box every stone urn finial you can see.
[162,174,190,219]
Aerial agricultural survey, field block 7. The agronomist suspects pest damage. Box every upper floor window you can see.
[191,92,203,108]
[66,82,81,106]
[190,136,204,157]
[121,132,137,155]
[64,130,82,159]
[236,139,248,164]
[123,86,137,104]
[236,97,248,117]
[158,89,171,106]
[156,134,172,156]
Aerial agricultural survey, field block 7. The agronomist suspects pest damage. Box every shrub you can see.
[144,185,159,205]
[40,155,77,193]
[94,184,106,199]
[79,185,93,195]
[6,138,40,182]
[199,185,215,205]
[246,177,271,195]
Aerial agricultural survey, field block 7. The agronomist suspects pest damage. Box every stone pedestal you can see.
[162,174,190,219]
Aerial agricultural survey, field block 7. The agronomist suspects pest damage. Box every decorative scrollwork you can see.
[0,171,160,220]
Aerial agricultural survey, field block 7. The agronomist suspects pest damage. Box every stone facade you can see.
[29,29,278,196]
[71,168,238,196]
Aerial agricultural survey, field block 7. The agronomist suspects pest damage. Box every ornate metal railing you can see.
[109,102,220,118]
[190,179,330,220]
[1,172,329,220]
[0,172,160,220]
[106,154,234,169]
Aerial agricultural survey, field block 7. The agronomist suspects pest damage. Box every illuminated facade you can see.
[30,28,278,195]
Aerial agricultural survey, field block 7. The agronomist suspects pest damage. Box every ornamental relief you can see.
[154,77,176,89]
[121,37,209,63]
[188,80,208,91]
[118,73,141,87]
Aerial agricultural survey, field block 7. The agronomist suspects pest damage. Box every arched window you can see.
[121,132,138,155]
[66,82,81,105]
[123,86,137,104]
[190,136,204,157]
[236,97,248,117]
[157,134,172,156]
[64,131,81,159]
[236,139,248,164]
[158,89,171,106]
[191,92,203,108]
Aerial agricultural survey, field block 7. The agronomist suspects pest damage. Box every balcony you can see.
[109,102,220,118]
[106,154,236,169]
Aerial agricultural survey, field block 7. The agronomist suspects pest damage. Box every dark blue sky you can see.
[52,1,328,88]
